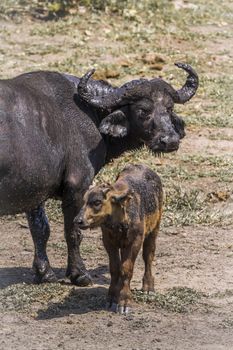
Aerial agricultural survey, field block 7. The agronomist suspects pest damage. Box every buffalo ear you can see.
[171,112,186,139]
[99,110,129,138]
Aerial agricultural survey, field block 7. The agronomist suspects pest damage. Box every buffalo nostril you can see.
[159,136,179,152]
[159,136,169,145]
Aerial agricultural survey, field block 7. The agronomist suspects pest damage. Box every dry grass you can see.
[133,287,204,313]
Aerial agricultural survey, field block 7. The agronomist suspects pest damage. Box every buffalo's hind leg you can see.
[26,205,57,284]
[142,228,159,293]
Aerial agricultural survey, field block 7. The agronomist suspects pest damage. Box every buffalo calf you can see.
[76,164,163,314]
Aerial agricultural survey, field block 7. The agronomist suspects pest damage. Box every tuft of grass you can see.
[0,283,71,312]
[212,289,233,299]
[64,0,161,14]
[36,286,106,317]
[80,243,95,254]
[163,186,224,227]
[45,199,63,223]
[220,318,233,329]
[0,283,106,315]
[184,76,233,128]
[133,287,204,313]
[0,283,203,314]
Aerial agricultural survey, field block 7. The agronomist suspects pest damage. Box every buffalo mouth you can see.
[146,138,180,153]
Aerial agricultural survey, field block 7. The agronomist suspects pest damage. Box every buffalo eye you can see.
[166,104,174,114]
[136,109,150,120]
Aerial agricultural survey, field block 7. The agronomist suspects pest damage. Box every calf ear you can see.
[99,110,129,138]
[111,188,133,204]
[101,186,111,198]
[171,112,186,139]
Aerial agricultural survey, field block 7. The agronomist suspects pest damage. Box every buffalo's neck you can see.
[104,134,143,162]
[74,102,142,162]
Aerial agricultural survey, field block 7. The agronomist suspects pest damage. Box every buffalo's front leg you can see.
[62,188,92,286]
[27,205,57,283]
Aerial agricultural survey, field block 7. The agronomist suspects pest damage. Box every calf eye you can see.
[93,200,102,207]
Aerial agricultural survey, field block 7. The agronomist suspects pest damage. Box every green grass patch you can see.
[184,76,233,128]
[164,186,224,227]
[0,283,71,312]
[0,283,203,314]
[45,199,63,222]
[133,287,204,313]
[0,283,106,315]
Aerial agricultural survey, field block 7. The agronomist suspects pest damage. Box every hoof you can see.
[33,269,58,284]
[117,305,130,315]
[106,302,130,315]
[143,290,156,296]
[106,302,118,313]
[70,273,93,287]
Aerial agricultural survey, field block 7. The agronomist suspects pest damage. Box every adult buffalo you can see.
[0,63,198,286]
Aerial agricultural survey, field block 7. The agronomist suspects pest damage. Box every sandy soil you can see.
[0,219,233,350]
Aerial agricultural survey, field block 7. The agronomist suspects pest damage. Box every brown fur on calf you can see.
[76,163,163,313]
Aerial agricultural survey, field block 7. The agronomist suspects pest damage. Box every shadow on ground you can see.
[36,286,107,319]
[0,265,109,317]
[0,267,35,288]
[0,265,109,289]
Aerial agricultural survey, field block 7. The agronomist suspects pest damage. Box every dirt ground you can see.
[0,1,233,349]
[0,219,233,350]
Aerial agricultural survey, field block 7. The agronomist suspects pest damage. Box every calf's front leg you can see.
[117,232,143,314]
[102,229,121,310]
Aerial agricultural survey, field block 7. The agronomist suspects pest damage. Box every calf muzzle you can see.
[74,211,90,230]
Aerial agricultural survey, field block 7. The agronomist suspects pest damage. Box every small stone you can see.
[149,63,164,71]
[142,53,166,65]
[84,30,92,36]
[105,67,120,79]
[67,319,74,324]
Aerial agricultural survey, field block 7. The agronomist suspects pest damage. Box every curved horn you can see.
[77,69,96,103]
[78,70,150,110]
[174,62,199,104]
[78,69,125,110]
